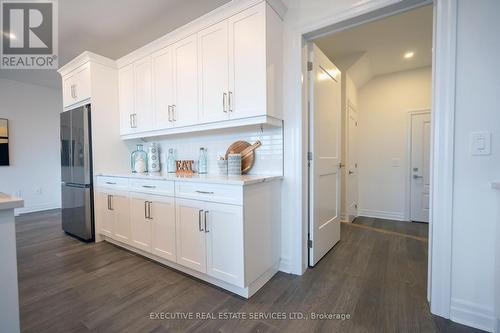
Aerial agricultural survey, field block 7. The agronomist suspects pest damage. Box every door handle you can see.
[228,91,233,112]
[148,201,153,220]
[198,209,204,231]
[142,185,156,189]
[109,195,113,210]
[413,175,424,179]
[223,92,228,113]
[172,105,176,121]
[204,211,209,233]
[168,105,172,122]
[144,201,148,219]
[105,181,116,185]
[130,114,134,128]
[107,195,111,210]
[348,170,354,175]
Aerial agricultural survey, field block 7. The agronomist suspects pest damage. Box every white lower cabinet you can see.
[175,198,207,273]
[130,193,176,260]
[95,176,281,298]
[175,198,244,286]
[204,201,244,287]
[96,190,131,244]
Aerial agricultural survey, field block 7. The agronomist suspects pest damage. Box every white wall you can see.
[449,1,500,331]
[357,67,432,220]
[0,79,62,214]
[124,126,283,176]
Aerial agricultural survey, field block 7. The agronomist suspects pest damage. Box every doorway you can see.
[307,4,433,266]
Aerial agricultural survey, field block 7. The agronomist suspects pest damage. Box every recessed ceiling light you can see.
[404,51,415,59]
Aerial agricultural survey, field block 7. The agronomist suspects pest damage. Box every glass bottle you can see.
[131,144,147,173]
[198,147,207,174]
[167,148,176,173]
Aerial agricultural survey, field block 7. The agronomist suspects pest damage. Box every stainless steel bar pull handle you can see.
[144,201,148,219]
[172,105,176,121]
[228,91,233,112]
[107,195,111,210]
[413,175,424,179]
[204,211,209,233]
[195,190,214,195]
[105,181,116,185]
[130,114,134,128]
[148,202,152,220]
[223,92,228,113]
[109,195,113,210]
[198,209,204,231]
[168,105,172,122]
[142,185,156,188]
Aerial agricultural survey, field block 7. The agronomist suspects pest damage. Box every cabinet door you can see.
[228,3,266,119]
[198,21,229,123]
[111,192,131,244]
[134,56,153,131]
[172,35,199,127]
[119,64,135,134]
[96,191,113,237]
[150,196,176,262]
[205,202,244,287]
[152,47,174,129]
[175,198,206,273]
[74,63,91,103]
[62,75,75,108]
[130,196,152,252]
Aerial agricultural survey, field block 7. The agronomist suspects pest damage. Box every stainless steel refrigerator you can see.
[60,104,94,241]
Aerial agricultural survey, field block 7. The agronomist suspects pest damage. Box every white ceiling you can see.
[315,5,433,82]
[0,0,230,89]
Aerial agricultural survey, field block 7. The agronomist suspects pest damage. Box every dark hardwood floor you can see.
[354,216,429,239]
[15,210,482,333]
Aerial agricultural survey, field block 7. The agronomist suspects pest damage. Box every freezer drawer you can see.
[61,184,94,241]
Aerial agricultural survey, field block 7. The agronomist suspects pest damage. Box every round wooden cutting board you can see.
[225,140,261,174]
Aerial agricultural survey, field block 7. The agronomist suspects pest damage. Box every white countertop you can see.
[96,172,283,186]
[0,193,24,210]
[492,182,500,190]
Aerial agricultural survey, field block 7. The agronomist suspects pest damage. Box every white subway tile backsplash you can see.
[125,125,283,176]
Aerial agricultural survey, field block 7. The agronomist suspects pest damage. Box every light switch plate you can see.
[470,131,491,156]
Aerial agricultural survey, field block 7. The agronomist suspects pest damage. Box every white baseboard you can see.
[450,298,496,332]
[357,208,406,221]
[279,256,292,273]
[15,202,61,216]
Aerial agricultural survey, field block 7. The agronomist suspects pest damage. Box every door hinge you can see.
[307,152,313,161]
[307,61,313,71]
[308,240,313,248]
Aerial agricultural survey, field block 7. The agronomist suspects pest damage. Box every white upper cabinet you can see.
[228,3,267,120]
[152,46,174,129]
[172,35,199,127]
[134,56,154,131]
[119,64,135,134]
[119,57,154,134]
[116,1,282,138]
[198,20,230,123]
[61,63,91,108]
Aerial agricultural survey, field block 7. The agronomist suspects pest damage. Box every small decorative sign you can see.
[176,160,194,174]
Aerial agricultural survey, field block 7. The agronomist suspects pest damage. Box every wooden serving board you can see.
[225,140,261,174]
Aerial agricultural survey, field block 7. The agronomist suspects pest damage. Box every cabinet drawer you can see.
[175,182,242,205]
[96,176,129,190]
[130,178,174,196]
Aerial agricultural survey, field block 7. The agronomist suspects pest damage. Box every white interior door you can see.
[346,103,359,222]
[308,43,341,266]
[410,112,431,223]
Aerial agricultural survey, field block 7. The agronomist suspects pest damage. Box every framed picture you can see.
[0,118,9,166]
